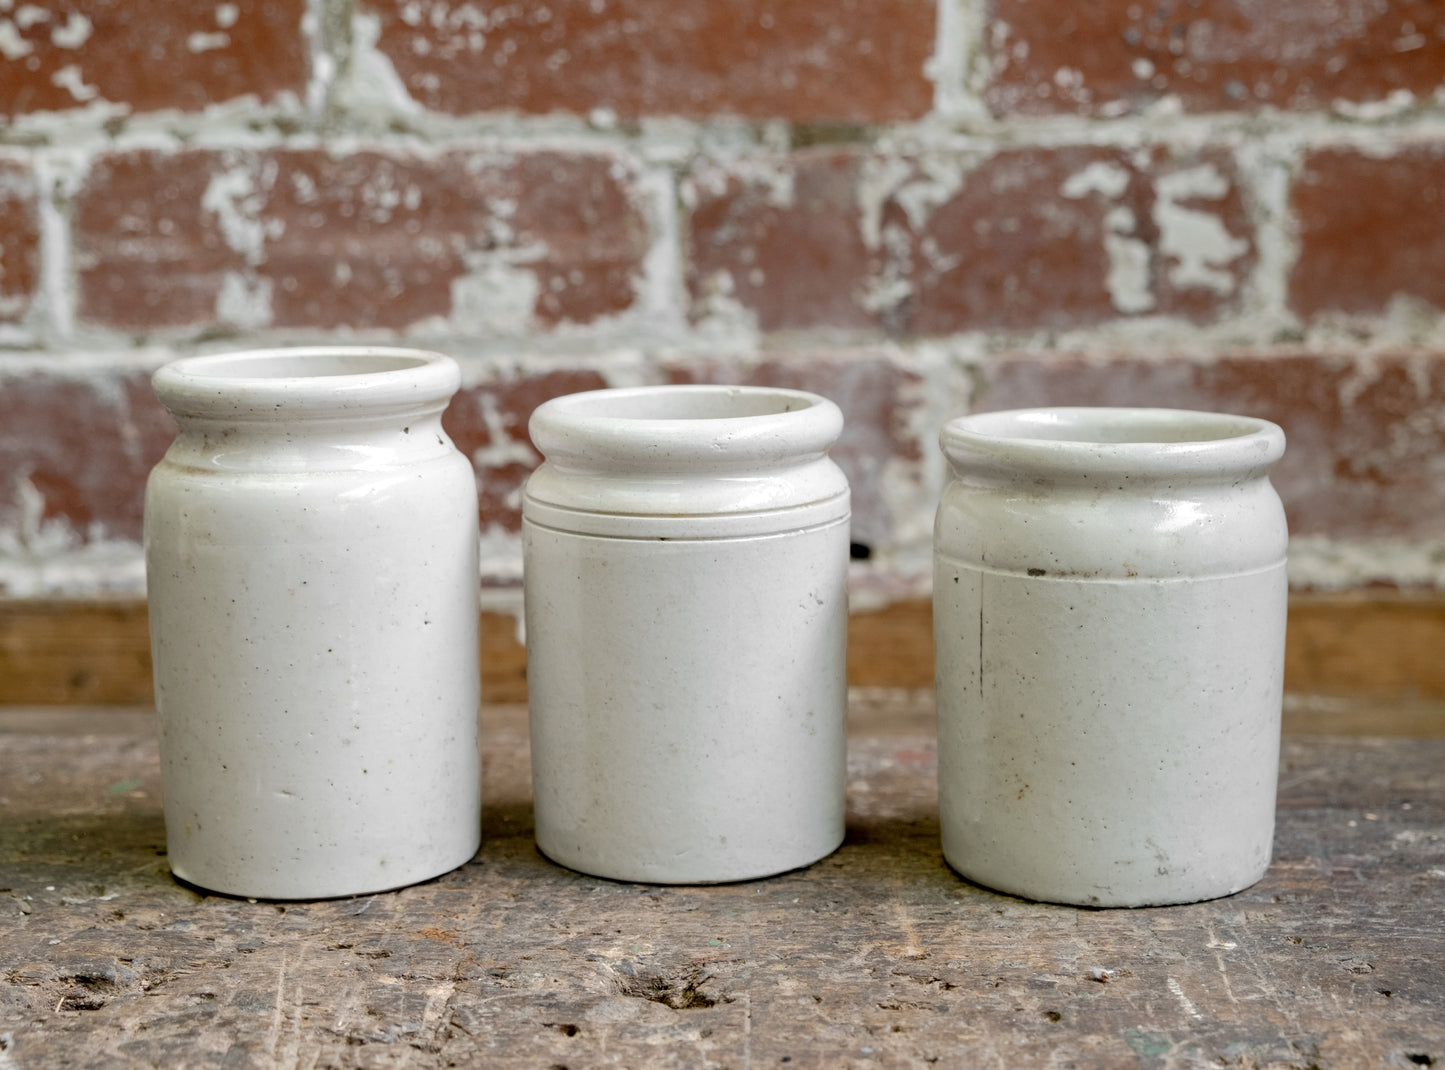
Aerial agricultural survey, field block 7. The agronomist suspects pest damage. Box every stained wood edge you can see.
[2,593,1443,724]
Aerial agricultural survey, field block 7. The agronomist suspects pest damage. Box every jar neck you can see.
[936,408,1288,578]
[524,459,850,539]
[523,385,850,537]
[151,347,462,473]
[163,409,456,473]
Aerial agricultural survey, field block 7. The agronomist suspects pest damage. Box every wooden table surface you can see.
[2,693,1442,1069]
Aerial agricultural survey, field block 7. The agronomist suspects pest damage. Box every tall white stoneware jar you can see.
[934,407,1288,907]
[145,347,481,899]
[523,385,850,884]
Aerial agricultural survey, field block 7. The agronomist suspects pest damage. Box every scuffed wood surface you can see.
[1,693,1442,1069]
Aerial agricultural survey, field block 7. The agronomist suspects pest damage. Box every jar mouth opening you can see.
[541,384,823,423]
[176,351,435,381]
[957,407,1268,446]
[153,347,460,420]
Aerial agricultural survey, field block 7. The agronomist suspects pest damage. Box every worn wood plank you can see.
[1,694,1441,1069]
[4,593,1445,727]
[1285,589,1445,700]
[1283,694,1445,738]
[847,601,934,690]
[0,601,153,705]
[0,602,529,707]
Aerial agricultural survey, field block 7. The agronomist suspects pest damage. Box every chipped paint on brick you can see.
[345,7,426,121]
[1154,164,1251,296]
[444,252,543,337]
[1288,535,1445,591]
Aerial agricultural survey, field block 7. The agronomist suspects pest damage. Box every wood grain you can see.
[0,694,1441,1068]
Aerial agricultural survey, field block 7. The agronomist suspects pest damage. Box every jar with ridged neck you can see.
[523,384,850,884]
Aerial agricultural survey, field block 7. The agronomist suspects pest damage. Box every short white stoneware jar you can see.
[523,384,850,884]
[934,407,1288,907]
[145,347,481,899]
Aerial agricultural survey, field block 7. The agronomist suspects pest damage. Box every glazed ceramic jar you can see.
[523,385,850,883]
[145,347,481,899]
[934,407,1288,907]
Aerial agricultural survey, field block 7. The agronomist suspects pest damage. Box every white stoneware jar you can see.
[934,407,1288,907]
[523,385,850,883]
[145,347,481,899]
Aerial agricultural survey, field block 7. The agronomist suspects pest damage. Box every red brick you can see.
[903,147,1255,333]
[364,0,934,123]
[74,149,651,332]
[976,349,1445,541]
[685,147,1255,335]
[663,354,925,550]
[74,150,240,329]
[0,161,41,325]
[443,369,609,538]
[685,152,874,333]
[987,0,1445,117]
[0,371,174,543]
[0,0,307,116]
[1290,144,1445,320]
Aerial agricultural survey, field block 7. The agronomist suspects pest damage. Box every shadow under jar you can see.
[523,385,851,884]
[145,347,481,900]
[934,407,1288,907]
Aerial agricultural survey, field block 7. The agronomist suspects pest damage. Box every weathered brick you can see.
[0,0,307,116]
[898,146,1256,333]
[685,152,874,333]
[74,150,239,329]
[0,371,174,544]
[975,349,1445,541]
[685,146,1255,335]
[987,0,1445,117]
[74,148,651,333]
[662,354,925,551]
[363,0,935,123]
[1291,144,1445,320]
[0,161,41,325]
[444,369,610,537]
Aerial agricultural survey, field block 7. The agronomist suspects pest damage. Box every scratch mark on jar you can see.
[978,579,985,705]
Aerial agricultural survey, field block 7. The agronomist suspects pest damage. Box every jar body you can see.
[145,348,481,899]
[933,407,1288,907]
[523,385,850,883]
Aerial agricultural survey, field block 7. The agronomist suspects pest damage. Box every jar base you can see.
[535,831,846,886]
[167,836,481,902]
[943,856,1271,909]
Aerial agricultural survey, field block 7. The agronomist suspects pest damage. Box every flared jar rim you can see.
[152,346,460,421]
[529,384,843,474]
[941,406,1285,483]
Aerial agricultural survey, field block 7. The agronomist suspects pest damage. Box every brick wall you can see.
[2,0,1444,608]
